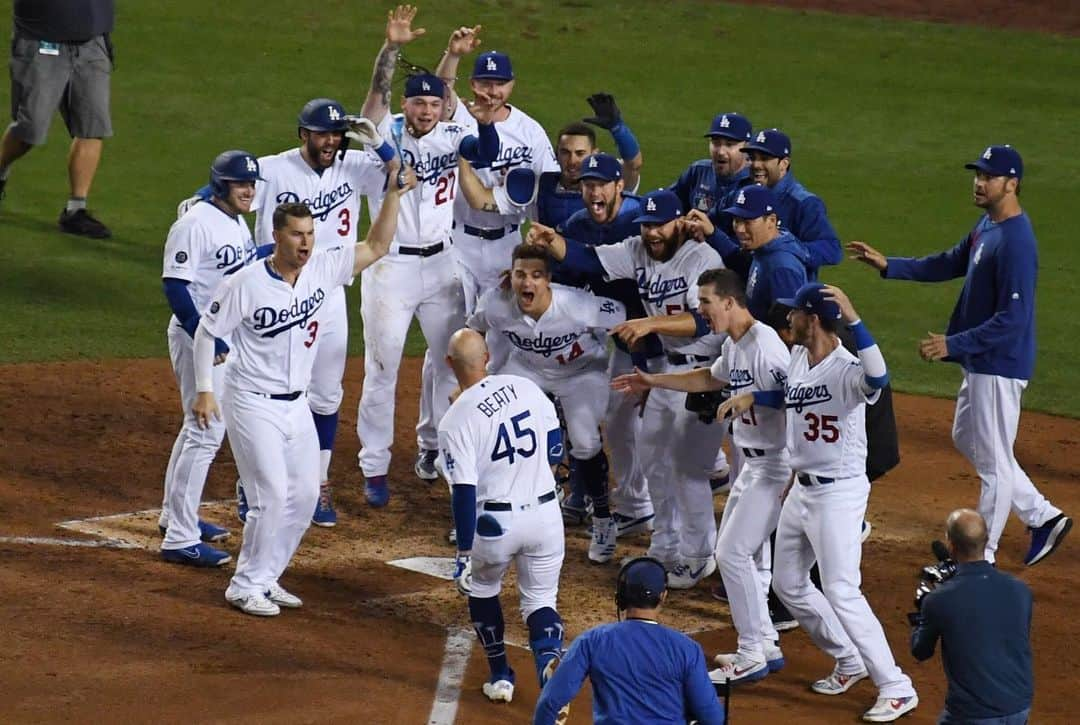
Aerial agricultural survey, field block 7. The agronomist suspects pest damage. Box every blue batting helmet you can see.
[209,150,263,199]
[297,98,350,159]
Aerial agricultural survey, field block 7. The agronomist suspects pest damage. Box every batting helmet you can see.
[209,150,264,199]
[297,98,350,159]
[615,556,667,613]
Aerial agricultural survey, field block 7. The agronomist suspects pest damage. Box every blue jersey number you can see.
[491,411,537,464]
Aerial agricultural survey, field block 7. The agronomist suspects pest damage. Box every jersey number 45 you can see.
[491,411,537,464]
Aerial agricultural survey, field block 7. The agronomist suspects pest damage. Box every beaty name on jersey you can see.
[476,383,519,418]
[253,288,326,337]
[635,267,689,304]
[276,183,353,222]
[785,383,833,413]
[503,329,580,357]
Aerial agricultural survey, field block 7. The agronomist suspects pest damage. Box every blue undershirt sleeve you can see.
[561,238,607,278]
[532,636,591,725]
[459,122,500,164]
[608,121,640,161]
[451,484,477,552]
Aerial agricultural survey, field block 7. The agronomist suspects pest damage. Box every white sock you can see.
[320,449,331,483]
[66,197,87,213]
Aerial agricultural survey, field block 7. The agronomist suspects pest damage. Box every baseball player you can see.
[529,189,727,589]
[158,150,263,567]
[245,98,391,526]
[848,145,1071,566]
[553,153,658,534]
[612,268,790,683]
[467,243,626,563]
[724,282,918,721]
[191,163,416,617]
[438,329,566,705]
[355,7,501,504]
[669,112,753,213]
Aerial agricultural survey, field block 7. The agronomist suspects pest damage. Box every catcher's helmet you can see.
[209,150,264,199]
[297,98,350,158]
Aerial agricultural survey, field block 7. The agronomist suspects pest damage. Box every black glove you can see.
[684,389,730,425]
[913,579,934,611]
[583,92,622,130]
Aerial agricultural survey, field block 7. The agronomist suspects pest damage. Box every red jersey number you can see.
[435,170,457,205]
[803,413,839,443]
[337,208,351,237]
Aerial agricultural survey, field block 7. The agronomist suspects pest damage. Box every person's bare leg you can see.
[0,127,33,190]
[67,137,102,200]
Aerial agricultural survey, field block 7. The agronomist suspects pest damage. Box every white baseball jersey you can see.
[201,246,356,395]
[162,201,256,316]
[253,148,386,251]
[594,238,726,357]
[785,343,877,478]
[452,102,559,227]
[467,284,625,380]
[438,373,561,503]
[369,115,477,246]
[710,321,790,451]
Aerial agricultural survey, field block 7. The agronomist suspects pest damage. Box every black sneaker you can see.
[59,208,111,238]
[0,177,6,203]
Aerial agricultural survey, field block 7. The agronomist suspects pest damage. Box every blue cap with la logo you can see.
[578,153,622,182]
[722,184,778,219]
[704,112,752,141]
[743,128,792,159]
[965,145,1023,179]
[472,51,514,81]
[632,190,683,224]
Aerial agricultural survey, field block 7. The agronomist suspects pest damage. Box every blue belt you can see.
[459,223,519,240]
[742,447,766,458]
[797,473,835,486]
[667,352,711,366]
[251,391,303,401]
[399,241,445,257]
[483,490,557,511]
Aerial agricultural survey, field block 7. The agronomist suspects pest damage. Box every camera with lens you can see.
[907,540,958,625]
[684,387,731,425]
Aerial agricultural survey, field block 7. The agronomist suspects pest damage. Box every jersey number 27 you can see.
[491,410,536,464]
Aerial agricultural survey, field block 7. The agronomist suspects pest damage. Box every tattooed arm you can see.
[360,5,426,124]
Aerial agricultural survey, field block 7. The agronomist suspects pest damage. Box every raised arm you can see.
[582,93,643,192]
[848,235,972,283]
[434,25,482,119]
[353,161,417,275]
[822,284,889,394]
[455,156,500,212]
[360,5,426,125]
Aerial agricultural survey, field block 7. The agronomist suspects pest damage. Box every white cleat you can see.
[481,678,514,703]
[666,557,717,589]
[588,516,617,564]
[265,582,302,609]
[709,651,769,684]
[863,694,918,722]
[225,589,280,617]
[811,665,869,695]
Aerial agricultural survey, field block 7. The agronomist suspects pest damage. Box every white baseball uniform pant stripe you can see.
[306,285,348,415]
[638,374,724,564]
[773,475,915,699]
[469,500,565,621]
[605,348,653,519]
[951,372,1061,562]
[161,327,226,549]
[224,390,319,596]
[715,454,788,657]
[357,253,465,477]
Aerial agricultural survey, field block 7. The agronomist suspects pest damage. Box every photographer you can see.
[910,509,1033,724]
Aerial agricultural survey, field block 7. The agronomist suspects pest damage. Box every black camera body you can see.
[908,540,958,625]
[684,388,731,425]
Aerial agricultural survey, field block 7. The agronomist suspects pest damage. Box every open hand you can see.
[446,25,482,55]
[847,241,887,271]
[919,332,949,361]
[610,367,654,395]
[386,5,426,45]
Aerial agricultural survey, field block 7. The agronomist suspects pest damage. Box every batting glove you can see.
[343,115,386,148]
[453,551,473,596]
[583,92,622,130]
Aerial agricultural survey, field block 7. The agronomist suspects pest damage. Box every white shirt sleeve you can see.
[593,238,639,281]
[344,150,388,197]
[710,340,732,382]
[162,218,204,282]
[839,358,881,406]
[201,272,246,340]
[307,244,357,288]
[438,424,478,487]
[586,294,626,331]
[467,288,497,332]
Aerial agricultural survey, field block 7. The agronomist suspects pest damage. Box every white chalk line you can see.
[427,627,474,725]
[0,535,141,549]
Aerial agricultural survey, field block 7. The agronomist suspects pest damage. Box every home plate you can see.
[388,556,456,580]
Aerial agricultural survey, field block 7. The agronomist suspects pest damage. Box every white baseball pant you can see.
[605,348,654,519]
[307,285,348,482]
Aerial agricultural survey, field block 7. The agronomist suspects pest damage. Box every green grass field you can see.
[1,1,1078,414]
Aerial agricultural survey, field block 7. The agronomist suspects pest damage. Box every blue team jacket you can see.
[745,232,810,321]
[884,213,1037,380]
[668,160,751,214]
[536,171,585,229]
[769,172,842,271]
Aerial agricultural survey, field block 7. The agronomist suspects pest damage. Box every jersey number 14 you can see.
[491,410,536,464]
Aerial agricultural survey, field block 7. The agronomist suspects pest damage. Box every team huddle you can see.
[156,5,1071,724]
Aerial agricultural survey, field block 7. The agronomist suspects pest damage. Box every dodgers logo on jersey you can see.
[635,267,689,304]
[253,288,327,338]
[443,449,455,471]
[276,183,354,223]
[786,383,833,413]
[210,301,220,313]
[504,329,580,357]
[729,368,754,391]
[215,243,252,274]
[747,266,759,297]
[973,243,984,266]
[175,251,188,264]
[600,300,617,314]
[402,147,458,186]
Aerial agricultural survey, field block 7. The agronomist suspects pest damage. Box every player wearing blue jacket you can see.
[534,557,725,725]
[849,145,1071,568]
[668,113,754,214]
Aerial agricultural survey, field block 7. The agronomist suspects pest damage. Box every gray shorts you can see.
[8,33,113,145]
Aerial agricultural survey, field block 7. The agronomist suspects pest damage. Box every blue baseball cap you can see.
[472,51,514,81]
[578,153,622,182]
[743,128,791,158]
[623,559,667,597]
[722,184,777,219]
[965,145,1023,179]
[776,282,841,321]
[704,112,752,142]
[404,73,445,99]
[632,190,683,224]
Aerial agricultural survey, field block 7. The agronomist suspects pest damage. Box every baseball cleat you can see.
[710,581,729,603]
[588,516,617,564]
[157,520,230,543]
[58,207,111,238]
[160,543,231,568]
[810,665,869,695]
[312,483,337,527]
[447,527,457,545]
[861,519,872,543]
[709,652,769,684]
[236,479,249,523]
[1024,513,1072,566]
[225,588,280,617]
[560,493,588,526]
[482,673,515,703]
[770,602,799,632]
[613,511,654,537]
[364,474,390,508]
[265,582,302,609]
[862,694,918,722]
[667,557,717,589]
[709,469,732,496]
[414,449,439,480]
[765,641,785,672]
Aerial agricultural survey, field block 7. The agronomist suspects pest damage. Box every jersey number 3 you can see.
[491,410,536,464]
[337,208,351,237]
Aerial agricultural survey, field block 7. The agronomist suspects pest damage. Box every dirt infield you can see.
[1,355,1077,724]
